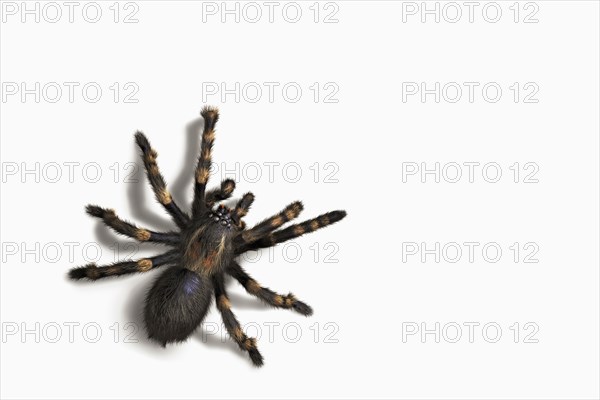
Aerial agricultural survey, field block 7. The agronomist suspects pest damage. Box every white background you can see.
[1,1,599,399]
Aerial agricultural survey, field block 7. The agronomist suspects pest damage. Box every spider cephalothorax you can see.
[68,106,347,366]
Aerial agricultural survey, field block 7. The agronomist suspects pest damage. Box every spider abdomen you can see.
[144,266,213,345]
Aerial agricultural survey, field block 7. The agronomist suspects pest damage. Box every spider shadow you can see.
[92,222,162,250]
[123,271,164,353]
[83,214,166,354]
[170,116,203,211]
[194,325,248,362]
[125,116,204,232]
[226,291,272,311]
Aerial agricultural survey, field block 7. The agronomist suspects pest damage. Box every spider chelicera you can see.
[68,106,347,366]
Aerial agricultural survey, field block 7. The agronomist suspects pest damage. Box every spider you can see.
[68,106,347,366]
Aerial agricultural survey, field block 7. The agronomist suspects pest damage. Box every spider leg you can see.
[192,106,219,218]
[135,132,190,229]
[235,210,347,254]
[233,192,255,216]
[86,205,180,245]
[230,192,255,226]
[234,201,303,246]
[212,273,264,367]
[227,262,312,316]
[205,178,236,209]
[68,249,178,281]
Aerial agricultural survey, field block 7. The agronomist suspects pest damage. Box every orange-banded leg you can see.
[234,201,303,246]
[86,205,180,245]
[235,210,347,254]
[68,250,178,281]
[192,106,219,218]
[212,273,263,367]
[230,192,255,228]
[135,132,189,229]
[205,178,236,209]
[227,262,313,316]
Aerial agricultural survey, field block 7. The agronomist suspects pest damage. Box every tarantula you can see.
[68,106,347,366]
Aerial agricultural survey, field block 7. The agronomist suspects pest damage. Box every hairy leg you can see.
[227,262,312,316]
[235,210,347,254]
[234,201,303,246]
[192,106,219,218]
[68,250,179,281]
[231,192,255,227]
[212,273,263,367]
[135,132,189,228]
[205,178,235,209]
[86,205,180,245]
